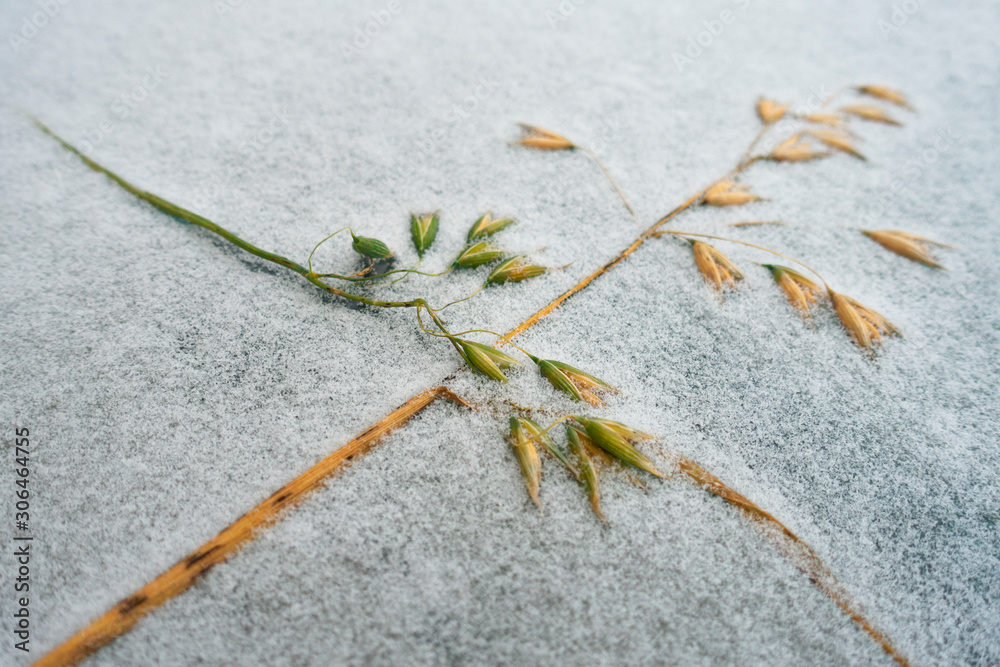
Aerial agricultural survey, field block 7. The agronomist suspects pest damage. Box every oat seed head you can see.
[508,417,542,508]
[410,212,439,259]
[770,134,831,162]
[861,230,948,268]
[703,180,763,207]
[856,85,914,111]
[828,290,900,350]
[756,98,788,124]
[692,241,743,291]
[801,112,845,127]
[515,124,576,150]
[808,129,866,160]
[840,105,902,126]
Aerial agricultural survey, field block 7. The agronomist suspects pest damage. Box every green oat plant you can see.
[30,85,922,666]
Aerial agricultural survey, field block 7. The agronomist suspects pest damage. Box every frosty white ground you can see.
[1,0,998,665]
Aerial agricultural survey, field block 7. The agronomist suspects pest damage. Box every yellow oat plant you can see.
[702,180,763,207]
[691,240,743,291]
[841,104,902,126]
[828,289,900,349]
[808,129,866,160]
[857,85,914,111]
[514,124,576,150]
[763,264,823,318]
[756,98,788,124]
[861,230,951,268]
[800,112,844,127]
[770,133,830,162]
[514,123,635,216]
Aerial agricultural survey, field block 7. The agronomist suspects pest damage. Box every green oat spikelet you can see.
[410,212,439,259]
[572,416,664,478]
[456,242,504,268]
[566,424,605,522]
[508,417,542,508]
[530,356,616,406]
[522,418,579,480]
[468,212,515,241]
[350,231,394,259]
[456,340,520,382]
[488,257,548,284]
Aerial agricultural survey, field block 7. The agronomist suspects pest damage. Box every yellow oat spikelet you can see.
[841,105,902,126]
[703,180,763,207]
[692,241,743,290]
[861,230,951,268]
[801,112,845,127]
[756,99,788,124]
[808,129,866,160]
[857,85,914,111]
[514,124,575,150]
[829,290,900,349]
[771,134,830,162]
[763,264,822,318]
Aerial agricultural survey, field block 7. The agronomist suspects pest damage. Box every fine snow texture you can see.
[1,0,999,665]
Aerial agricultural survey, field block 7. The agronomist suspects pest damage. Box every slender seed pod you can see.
[566,424,604,522]
[508,417,541,508]
[841,105,902,126]
[856,85,914,111]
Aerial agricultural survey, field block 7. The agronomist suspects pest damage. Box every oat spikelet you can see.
[692,241,743,290]
[841,105,902,126]
[764,264,822,318]
[508,417,542,508]
[829,290,900,349]
[756,99,788,124]
[703,180,763,207]
[515,124,575,150]
[807,129,865,160]
[857,85,914,111]
[801,112,844,127]
[861,230,950,268]
[770,133,830,162]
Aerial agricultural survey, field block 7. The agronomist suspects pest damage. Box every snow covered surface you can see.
[1,0,999,664]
